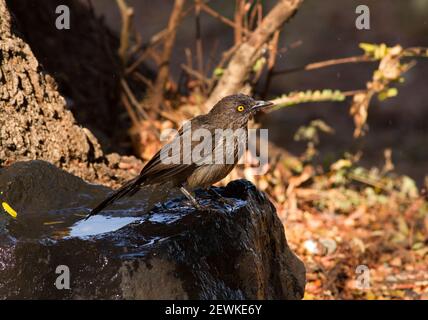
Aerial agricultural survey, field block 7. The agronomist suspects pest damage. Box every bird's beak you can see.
[250,100,274,113]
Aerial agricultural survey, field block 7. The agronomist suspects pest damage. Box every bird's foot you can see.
[208,188,235,207]
[216,196,235,207]
[181,198,217,213]
[180,186,232,212]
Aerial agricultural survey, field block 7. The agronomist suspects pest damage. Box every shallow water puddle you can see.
[148,213,183,224]
[68,215,140,238]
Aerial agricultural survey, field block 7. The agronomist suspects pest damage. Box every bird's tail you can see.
[85,177,143,220]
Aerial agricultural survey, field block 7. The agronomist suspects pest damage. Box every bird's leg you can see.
[180,186,203,210]
[208,187,225,200]
[208,187,235,206]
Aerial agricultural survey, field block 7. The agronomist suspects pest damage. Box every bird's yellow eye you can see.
[237,105,245,112]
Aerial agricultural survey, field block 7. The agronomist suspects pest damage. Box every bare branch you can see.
[148,0,185,111]
[195,0,205,92]
[132,71,154,89]
[273,55,375,76]
[205,0,303,110]
[403,47,428,58]
[120,94,140,128]
[199,2,250,35]
[234,0,245,44]
[116,0,134,66]
[262,29,280,97]
[125,3,193,75]
[180,63,211,85]
[120,78,150,120]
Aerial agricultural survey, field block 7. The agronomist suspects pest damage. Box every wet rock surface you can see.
[0,160,305,299]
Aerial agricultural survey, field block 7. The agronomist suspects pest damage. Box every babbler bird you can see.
[86,94,273,219]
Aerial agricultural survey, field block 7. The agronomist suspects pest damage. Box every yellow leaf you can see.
[303,292,316,300]
[359,42,376,53]
[366,291,377,300]
[330,159,352,171]
[2,202,17,218]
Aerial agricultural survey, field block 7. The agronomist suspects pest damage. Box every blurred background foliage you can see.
[86,0,428,300]
[8,0,424,299]
[93,0,428,185]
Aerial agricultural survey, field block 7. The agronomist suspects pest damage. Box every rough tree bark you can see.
[0,0,142,186]
[6,0,129,153]
[0,0,102,165]
[205,0,303,109]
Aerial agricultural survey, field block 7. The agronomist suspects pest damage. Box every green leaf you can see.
[213,68,224,77]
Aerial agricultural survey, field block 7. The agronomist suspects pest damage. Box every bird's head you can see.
[208,94,274,127]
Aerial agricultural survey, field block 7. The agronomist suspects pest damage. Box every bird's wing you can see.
[133,113,250,187]
[206,124,247,165]
[135,117,204,184]
[87,114,231,218]
[87,119,199,218]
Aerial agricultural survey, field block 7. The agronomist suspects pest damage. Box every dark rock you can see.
[0,160,306,299]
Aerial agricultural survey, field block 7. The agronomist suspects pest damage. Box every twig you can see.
[185,47,194,77]
[126,48,153,75]
[207,43,240,93]
[160,110,183,125]
[248,0,262,31]
[149,0,185,111]
[215,43,240,70]
[125,30,167,74]
[403,47,428,58]
[348,172,387,190]
[116,0,133,66]
[125,4,193,75]
[342,89,367,97]
[273,55,375,76]
[205,39,219,77]
[194,0,205,93]
[132,71,154,89]
[120,94,140,128]
[128,30,143,57]
[180,64,211,85]
[261,29,280,98]
[234,0,244,44]
[199,2,250,36]
[121,78,149,120]
[147,47,162,66]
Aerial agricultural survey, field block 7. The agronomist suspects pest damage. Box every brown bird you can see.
[86,94,273,219]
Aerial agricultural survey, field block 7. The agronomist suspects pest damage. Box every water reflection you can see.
[68,215,141,238]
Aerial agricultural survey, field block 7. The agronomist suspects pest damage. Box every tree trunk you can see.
[0,0,142,186]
